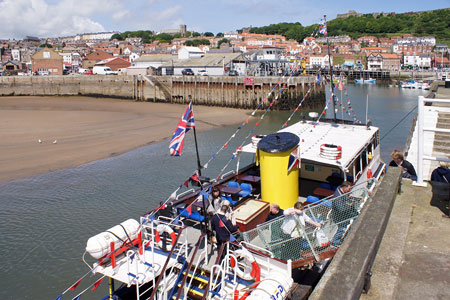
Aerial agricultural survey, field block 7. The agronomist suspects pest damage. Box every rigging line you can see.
[380,104,418,142]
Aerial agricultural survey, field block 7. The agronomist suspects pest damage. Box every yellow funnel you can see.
[257,132,300,210]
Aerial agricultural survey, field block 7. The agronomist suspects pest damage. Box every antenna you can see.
[324,15,337,122]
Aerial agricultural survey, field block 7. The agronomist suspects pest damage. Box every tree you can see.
[39,43,52,48]
[216,32,224,37]
[111,33,123,41]
[192,32,201,37]
[204,32,214,37]
[218,38,230,47]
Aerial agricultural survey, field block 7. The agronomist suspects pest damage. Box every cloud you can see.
[0,0,124,39]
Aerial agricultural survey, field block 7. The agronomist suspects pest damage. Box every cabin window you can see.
[305,164,315,172]
[354,155,362,176]
[362,150,368,169]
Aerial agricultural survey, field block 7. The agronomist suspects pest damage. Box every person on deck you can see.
[207,187,234,220]
[389,149,417,180]
[431,161,450,184]
[211,202,239,249]
[282,202,321,237]
[266,203,284,222]
[430,161,450,217]
[331,181,357,247]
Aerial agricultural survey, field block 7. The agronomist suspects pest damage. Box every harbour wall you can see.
[0,75,324,110]
[308,167,403,300]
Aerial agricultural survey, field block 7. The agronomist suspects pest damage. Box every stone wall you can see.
[0,75,325,110]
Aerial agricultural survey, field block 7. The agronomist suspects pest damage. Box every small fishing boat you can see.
[355,78,376,84]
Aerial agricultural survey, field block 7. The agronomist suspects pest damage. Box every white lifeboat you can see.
[86,219,140,259]
[320,144,342,160]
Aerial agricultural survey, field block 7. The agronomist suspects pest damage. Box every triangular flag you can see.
[191,173,200,182]
[54,295,62,300]
[186,205,192,216]
[73,296,81,300]
[183,179,189,187]
[229,234,236,242]
[173,216,180,225]
[160,203,166,210]
[224,142,228,149]
[91,277,104,291]
[219,219,225,228]
[69,278,83,290]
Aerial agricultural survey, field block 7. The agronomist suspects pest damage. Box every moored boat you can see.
[355,78,376,84]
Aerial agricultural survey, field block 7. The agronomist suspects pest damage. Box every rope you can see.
[380,105,417,142]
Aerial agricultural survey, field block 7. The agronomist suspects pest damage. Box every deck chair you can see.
[238,183,252,198]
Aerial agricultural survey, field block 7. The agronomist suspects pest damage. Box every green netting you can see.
[242,187,369,263]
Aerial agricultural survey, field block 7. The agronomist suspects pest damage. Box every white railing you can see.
[414,96,450,186]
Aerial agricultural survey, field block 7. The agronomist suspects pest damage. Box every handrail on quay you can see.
[309,168,402,300]
[414,96,450,187]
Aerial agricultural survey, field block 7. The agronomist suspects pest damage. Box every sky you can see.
[0,0,449,39]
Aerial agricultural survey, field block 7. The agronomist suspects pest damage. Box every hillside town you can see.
[1,24,449,77]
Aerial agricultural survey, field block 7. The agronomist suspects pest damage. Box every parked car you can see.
[197,70,208,76]
[93,66,117,75]
[181,68,194,75]
[63,69,70,75]
[83,70,93,75]
[228,70,239,76]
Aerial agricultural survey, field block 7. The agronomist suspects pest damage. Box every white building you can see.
[256,47,282,60]
[59,52,72,65]
[11,49,20,61]
[405,54,431,68]
[224,31,239,40]
[81,32,119,40]
[309,54,332,68]
[178,47,204,60]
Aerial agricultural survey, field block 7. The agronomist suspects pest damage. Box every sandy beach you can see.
[0,96,250,183]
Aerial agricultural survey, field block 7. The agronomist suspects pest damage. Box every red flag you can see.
[219,219,225,227]
[69,278,83,290]
[255,122,259,126]
[245,119,249,124]
[338,78,343,91]
[191,174,200,182]
[91,277,104,291]
[183,179,189,187]
[160,203,166,209]
[224,142,228,149]
[186,205,192,215]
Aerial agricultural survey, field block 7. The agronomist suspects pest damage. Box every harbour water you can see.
[0,84,427,299]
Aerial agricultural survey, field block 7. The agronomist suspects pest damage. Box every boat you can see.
[58,108,386,300]
[355,78,376,84]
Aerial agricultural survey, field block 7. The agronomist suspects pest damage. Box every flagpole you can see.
[192,125,202,176]
[324,15,337,122]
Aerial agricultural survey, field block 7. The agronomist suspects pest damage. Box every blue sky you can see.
[0,0,449,39]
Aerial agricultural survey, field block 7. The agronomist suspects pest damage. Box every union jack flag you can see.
[288,147,300,171]
[169,102,195,156]
[319,25,327,36]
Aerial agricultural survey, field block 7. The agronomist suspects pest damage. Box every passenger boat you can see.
[60,111,385,300]
[355,78,376,84]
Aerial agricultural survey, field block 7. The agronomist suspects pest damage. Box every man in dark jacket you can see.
[211,203,239,249]
[431,161,450,183]
[389,149,417,180]
[265,203,284,222]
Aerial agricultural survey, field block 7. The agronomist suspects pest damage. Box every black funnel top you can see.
[257,132,300,153]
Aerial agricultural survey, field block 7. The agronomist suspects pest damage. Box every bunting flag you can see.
[219,218,225,228]
[54,295,62,300]
[183,179,189,187]
[69,278,83,290]
[73,296,81,300]
[191,173,200,182]
[288,148,300,171]
[169,101,195,156]
[338,76,343,91]
[91,277,104,291]
[229,234,236,242]
[186,205,192,216]
[317,73,321,85]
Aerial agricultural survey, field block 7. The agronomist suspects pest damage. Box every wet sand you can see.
[0,96,250,183]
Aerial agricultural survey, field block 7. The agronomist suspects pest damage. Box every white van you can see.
[93,66,117,75]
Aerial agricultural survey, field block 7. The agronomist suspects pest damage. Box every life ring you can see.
[231,248,260,282]
[320,144,342,160]
[154,224,177,251]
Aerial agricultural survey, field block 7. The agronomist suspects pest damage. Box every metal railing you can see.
[414,96,450,186]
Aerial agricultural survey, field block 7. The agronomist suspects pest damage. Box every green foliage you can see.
[185,31,192,37]
[154,33,174,44]
[244,9,450,42]
[110,30,153,43]
[216,32,224,37]
[39,43,52,48]
[111,33,123,41]
[218,38,230,47]
[204,32,214,37]
[185,39,211,46]
[192,32,201,37]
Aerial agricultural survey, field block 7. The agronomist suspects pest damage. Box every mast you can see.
[324,15,337,122]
